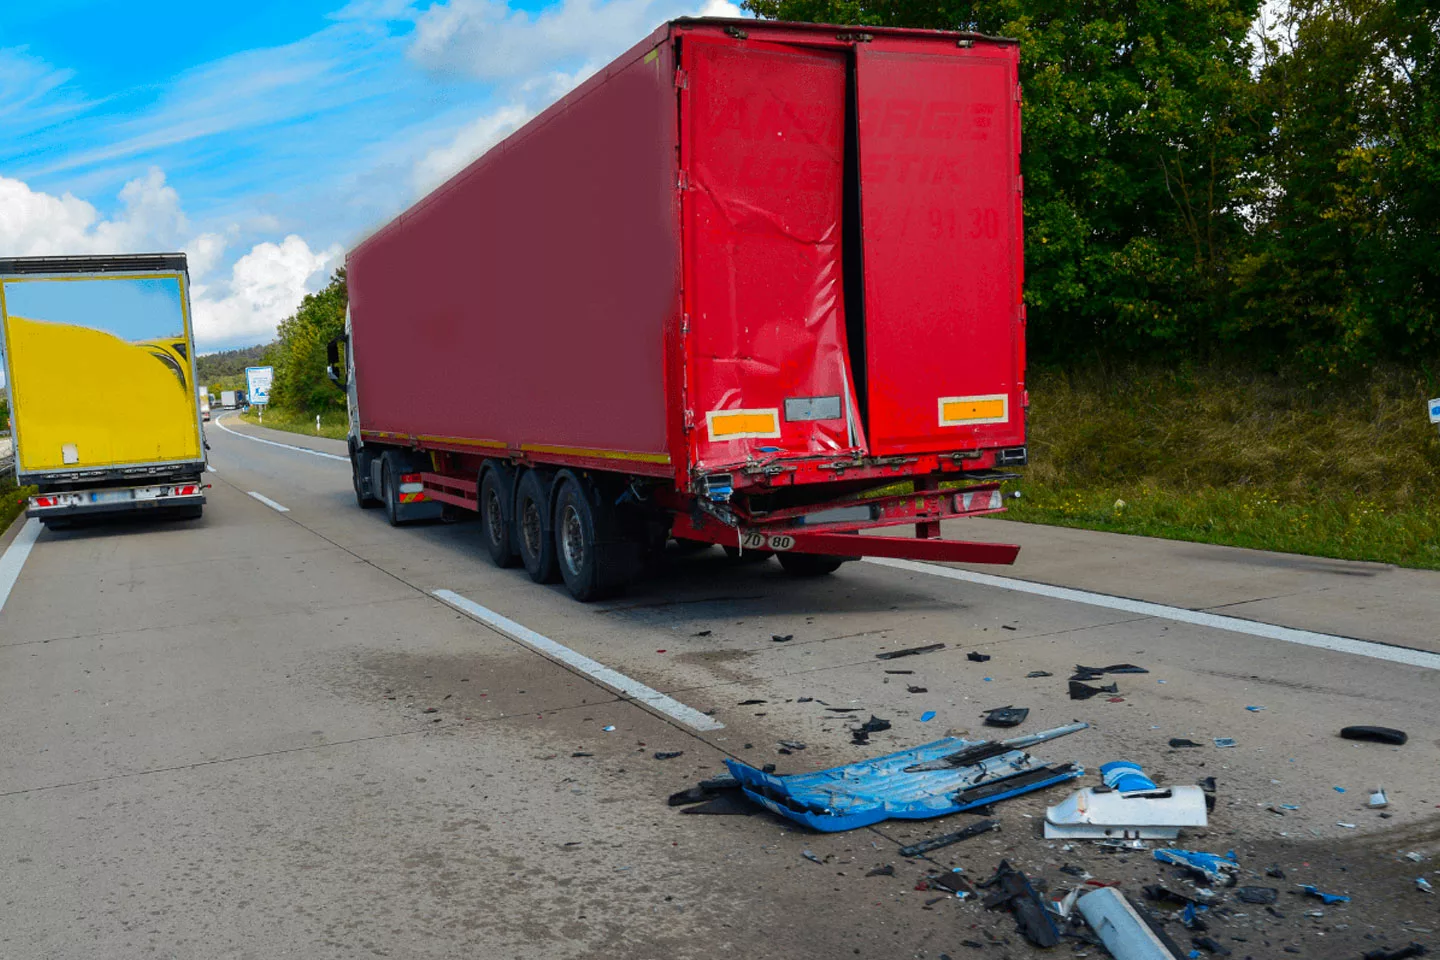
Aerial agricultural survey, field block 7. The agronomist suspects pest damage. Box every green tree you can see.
[1237,0,1440,369]
[269,269,347,414]
[743,0,1264,361]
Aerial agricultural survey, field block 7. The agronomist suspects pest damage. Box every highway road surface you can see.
[1,412,1435,959]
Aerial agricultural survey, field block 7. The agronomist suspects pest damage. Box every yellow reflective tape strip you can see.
[416,434,507,449]
[521,443,671,465]
[938,395,1009,426]
[706,408,781,441]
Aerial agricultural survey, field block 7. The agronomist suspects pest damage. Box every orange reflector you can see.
[938,395,1009,427]
[706,408,781,441]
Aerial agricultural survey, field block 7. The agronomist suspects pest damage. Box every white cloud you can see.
[0,170,337,351]
[410,0,748,82]
[412,103,533,194]
[192,236,342,349]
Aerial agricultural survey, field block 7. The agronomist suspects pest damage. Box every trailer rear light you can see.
[995,446,1027,466]
[172,485,199,496]
[706,408,780,441]
[956,489,1004,512]
[938,395,1009,426]
[397,472,428,502]
[32,496,59,508]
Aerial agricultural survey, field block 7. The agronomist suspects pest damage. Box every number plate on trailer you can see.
[740,531,795,552]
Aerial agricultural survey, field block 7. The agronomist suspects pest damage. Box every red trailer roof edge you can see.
[349,19,1017,262]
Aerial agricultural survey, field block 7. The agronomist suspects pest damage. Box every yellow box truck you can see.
[0,254,207,525]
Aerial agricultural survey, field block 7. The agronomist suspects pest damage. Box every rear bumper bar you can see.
[28,483,207,518]
[672,514,1020,565]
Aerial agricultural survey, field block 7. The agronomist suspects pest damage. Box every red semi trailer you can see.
[335,18,1027,601]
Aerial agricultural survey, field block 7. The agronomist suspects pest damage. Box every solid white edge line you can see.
[247,491,291,513]
[864,556,1440,671]
[206,464,218,473]
[0,518,42,615]
[213,414,348,461]
[433,588,725,732]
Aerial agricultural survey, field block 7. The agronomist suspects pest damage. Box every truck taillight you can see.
[173,485,198,496]
[33,496,59,507]
[400,473,422,484]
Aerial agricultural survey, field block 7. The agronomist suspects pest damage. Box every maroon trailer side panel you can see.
[349,40,678,465]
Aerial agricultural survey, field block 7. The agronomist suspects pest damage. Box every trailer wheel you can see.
[381,454,404,527]
[722,545,773,564]
[776,552,847,577]
[479,464,520,568]
[515,470,559,583]
[553,473,627,602]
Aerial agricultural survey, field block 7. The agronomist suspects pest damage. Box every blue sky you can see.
[0,0,740,354]
[3,276,186,343]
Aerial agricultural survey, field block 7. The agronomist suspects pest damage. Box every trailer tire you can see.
[515,469,559,583]
[776,552,847,577]
[722,545,773,564]
[553,473,628,602]
[479,464,520,568]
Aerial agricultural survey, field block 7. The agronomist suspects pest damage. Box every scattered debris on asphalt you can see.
[1075,663,1150,676]
[653,751,684,760]
[967,651,991,663]
[681,794,755,816]
[898,819,1000,857]
[1169,738,1202,748]
[1153,848,1240,885]
[738,698,766,705]
[866,864,894,877]
[1298,884,1351,904]
[979,860,1060,947]
[719,724,1087,831]
[1025,670,1053,678]
[1370,786,1390,808]
[919,711,937,722]
[1235,886,1279,904]
[1362,945,1428,960]
[1213,737,1238,748]
[802,849,823,864]
[984,705,1028,728]
[907,685,928,693]
[668,774,740,806]
[826,706,862,713]
[1045,761,1208,840]
[876,643,945,660]
[1340,725,1408,745]
[772,634,793,642]
[1070,679,1120,700]
[1416,877,1433,895]
[777,740,806,751]
[884,669,914,675]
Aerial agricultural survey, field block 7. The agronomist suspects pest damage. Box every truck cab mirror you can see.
[325,334,348,389]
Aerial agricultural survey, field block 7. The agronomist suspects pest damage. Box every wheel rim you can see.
[521,500,543,558]
[484,490,505,546]
[560,503,584,576]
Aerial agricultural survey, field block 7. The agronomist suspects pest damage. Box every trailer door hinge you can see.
[1014,83,1023,103]
[678,169,690,191]
[674,67,689,90]
[681,312,690,335]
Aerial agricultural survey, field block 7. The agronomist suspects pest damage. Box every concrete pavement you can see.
[0,412,1435,959]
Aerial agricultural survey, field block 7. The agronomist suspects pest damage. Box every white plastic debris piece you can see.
[1419,877,1435,895]
[1077,887,1187,960]
[1045,761,1207,840]
[1369,787,1389,808]
[1337,822,1358,829]
[1405,852,1424,863]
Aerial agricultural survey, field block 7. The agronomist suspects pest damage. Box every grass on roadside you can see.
[238,406,349,441]
[0,478,36,534]
[1004,364,1440,569]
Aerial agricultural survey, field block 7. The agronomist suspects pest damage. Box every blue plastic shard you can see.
[724,729,1087,832]
[1154,848,1240,884]
[1298,884,1351,904]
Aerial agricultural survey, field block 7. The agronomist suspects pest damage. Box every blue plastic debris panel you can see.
[724,736,1084,833]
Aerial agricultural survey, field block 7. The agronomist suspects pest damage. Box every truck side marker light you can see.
[706,408,781,441]
[938,394,1009,427]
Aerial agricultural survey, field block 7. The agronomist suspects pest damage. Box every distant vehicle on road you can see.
[199,385,211,421]
[337,19,1026,601]
[0,253,207,526]
[221,389,237,409]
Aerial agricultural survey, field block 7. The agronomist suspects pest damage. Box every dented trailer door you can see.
[680,37,866,473]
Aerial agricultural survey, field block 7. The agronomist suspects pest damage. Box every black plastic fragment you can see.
[953,764,1077,806]
[1362,944,1428,960]
[967,651,991,662]
[1340,725,1408,746]
[984,706,1028,728]
[772,634,793,642]
[1069,679,1119,700]
[866,864,895,877]
[898,819,999,857]
[738,699,767,705]
[681,794,755,816]
[884,669,914,674]
[978,860,1061,948]
[1025,670,1053,678]
[1077,663,1150,675]
[653,750,684,760]
[1236,886,1279,904]
[929,871,973,895]
[1169,738,1202,748]
[1192,935,1232,955]
[907,685,928,693]
[1144,884,1208,907]
[851,714,892,744]
[1266,865,1286,879]
[876,643,945,660]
